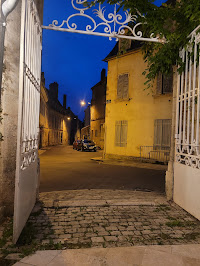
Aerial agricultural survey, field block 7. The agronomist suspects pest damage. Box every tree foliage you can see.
[88,0,200,87]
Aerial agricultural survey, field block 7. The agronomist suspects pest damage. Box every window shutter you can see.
[157,73,163,94]
[117,74,129,99]
[115,121,121,146]
[120,120,128,147]
[117,76,123,99]
[162,119,171,148]
[122,74,129,99]
[154,120,162,148]
[163,73,173,93]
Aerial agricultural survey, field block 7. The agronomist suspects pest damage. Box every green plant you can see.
[166,220,183,227]
[17,222,38,246]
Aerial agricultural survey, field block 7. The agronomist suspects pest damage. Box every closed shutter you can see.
[154,119,172,149]
[117,74,129,99]
[122,74,129,99]
[115,121,128,147]
[115,121,121,146]
[157,73,163,94]
[154,120,162,148]
[120,120,128,147]
[162,119,171,148]
[163,73,173,93]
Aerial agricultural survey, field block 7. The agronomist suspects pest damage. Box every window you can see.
[95,130,98,137]
[154,119,172,149]
[115,121,128,147]
[61,132,63,143]
[157,72,173,94]
[117,74,129,99]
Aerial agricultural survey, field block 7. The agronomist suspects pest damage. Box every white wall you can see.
[174,162,200,220]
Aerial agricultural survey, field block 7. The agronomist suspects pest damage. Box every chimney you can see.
[49,82,58,100]
[63,94,67,109]
[101,69,106,81]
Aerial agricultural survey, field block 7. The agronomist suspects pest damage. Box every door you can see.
[13,0,42,243]
[174,26,200,220]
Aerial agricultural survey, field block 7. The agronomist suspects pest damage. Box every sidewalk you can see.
[14,244,200,265]
[90,157,168,171]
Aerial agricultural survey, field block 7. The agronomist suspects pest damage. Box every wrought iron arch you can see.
[42,0,164,43]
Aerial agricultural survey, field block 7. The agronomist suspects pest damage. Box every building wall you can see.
[105,49,173,158]
[81,126,90,140]
[39,83,71,148]
[84,106,90,127]
[90,77,106,149]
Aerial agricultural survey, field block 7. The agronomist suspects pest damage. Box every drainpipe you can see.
[0,0,19,99]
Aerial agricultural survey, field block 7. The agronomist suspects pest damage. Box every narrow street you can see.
[39,145,166,193]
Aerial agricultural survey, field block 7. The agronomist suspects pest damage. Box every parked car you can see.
[77,139,96,152]
[73,140,81,150]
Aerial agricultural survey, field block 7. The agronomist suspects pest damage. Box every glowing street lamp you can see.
[80,100,86,107]
[67,117,71,121]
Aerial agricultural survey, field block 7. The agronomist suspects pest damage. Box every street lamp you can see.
[67,117,71,121]
[80,100,86,107]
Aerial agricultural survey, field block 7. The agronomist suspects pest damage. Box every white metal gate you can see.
[13,0,42,243]
[174,26,200,220]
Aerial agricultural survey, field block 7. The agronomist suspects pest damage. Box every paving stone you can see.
[110,231,122,236]
[5,253,22,261]
[97,231,110,236]
[105,226,118,231]
[91,237,104,243]
[104,236,118,242]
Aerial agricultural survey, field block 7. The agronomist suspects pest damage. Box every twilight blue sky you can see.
[42,0,166,121]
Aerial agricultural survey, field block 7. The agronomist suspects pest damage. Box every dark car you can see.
[77,139,96,152]
[73,140,81,150]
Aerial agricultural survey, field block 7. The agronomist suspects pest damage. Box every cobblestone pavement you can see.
[26,190,200,249]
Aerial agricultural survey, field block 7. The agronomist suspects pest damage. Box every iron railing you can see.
[140,146,170,163]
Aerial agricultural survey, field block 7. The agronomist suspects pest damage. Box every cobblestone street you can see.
[27,190,200,249]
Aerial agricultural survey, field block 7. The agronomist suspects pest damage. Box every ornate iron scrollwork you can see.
[43,0,162,43]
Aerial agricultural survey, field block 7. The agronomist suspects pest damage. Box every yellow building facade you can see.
[104,46,173,161]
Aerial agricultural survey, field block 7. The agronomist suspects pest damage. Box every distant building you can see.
[90,69,106,149]
[104,40,173,162]
[81,105,91,140]
[84,105,91,127]
[39,73,81,148]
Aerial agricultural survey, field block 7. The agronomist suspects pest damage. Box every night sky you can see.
[42,0,166,121]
